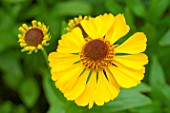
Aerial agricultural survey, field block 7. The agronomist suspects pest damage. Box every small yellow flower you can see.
[18,20,51,54]
[48,13,148,108]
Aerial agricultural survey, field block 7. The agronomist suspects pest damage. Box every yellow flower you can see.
[48,13,148,109]
[18,20,51,54]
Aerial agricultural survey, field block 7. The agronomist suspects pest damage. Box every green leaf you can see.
[0,101,13,113]
[0,101,27,113]
[19,78,40,108]
[1,0,23,18]
[149,55,170,101]
[130,82,151,93]
[148,0,169,23]
[42,70,65,113]
[47,104,65,113]
[160,85,170,102]
[165,105,170,113]
[126,0,146,18]
[22,5,41,19]
[65,89,151,113]
[149,55,166,88]
[12,105,27,113]
[150,55,170,102]
[0,10,18,52]
[159,29,170,46]
[104,0,123,15]
[2,0,27,3]
[130,101,162,113]
[0,51,23,90]
[52,1,92,16]
[0,31,17,52]
[160,15,170,26]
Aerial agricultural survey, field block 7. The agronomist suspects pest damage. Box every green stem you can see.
[42,48,50,70]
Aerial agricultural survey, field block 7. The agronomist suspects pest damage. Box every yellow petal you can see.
[18,34,24,39]
[93,72,105,106]
[57,28,85,53]
[70,27,86,45]
[114,62,144,81]
[81,19,98,38]
[115,32,147,54]
[19,27,26,34]
[48,52,80,69]
[104,69,120,100]
[38,22,42,28]
[51,64,74,81]
[22,24,29,30]
[108,65,141,88]
[75,71,97,109]
[18,39,25,43]
[37,44,43,49]
[32,20,37,27]
[113,53,148,70]
[94,13,115,38]
[114,61,146,74]
[94,71,120,106]
[105,69,120,89]
[81,13,114,38]
[105,14,130,44]
[20,42,27,47]
[51,60,81,81]
[55,64,84,93]
[64,69,90,100]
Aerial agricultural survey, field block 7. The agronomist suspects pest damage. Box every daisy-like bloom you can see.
[18,20,51,54]
[48,13,148,109]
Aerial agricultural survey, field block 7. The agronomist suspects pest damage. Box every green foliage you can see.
[149,55,170,112]
[148,0,169,24]
[0,0,170,113]
[104,0,123,15]
[52,1,92,16]
[159,29,170,46]
[126,0,146,18]
[0,51,23,90]
[18,78,40,108]
[0,101,27,113]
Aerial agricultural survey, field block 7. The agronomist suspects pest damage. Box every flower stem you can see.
[42,48,50,70]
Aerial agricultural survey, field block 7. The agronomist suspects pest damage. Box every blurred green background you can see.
[0,0,170,113]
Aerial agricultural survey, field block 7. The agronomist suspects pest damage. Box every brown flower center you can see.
[84,39,108,61]
[80,39,114,70]
[25,28,44,46]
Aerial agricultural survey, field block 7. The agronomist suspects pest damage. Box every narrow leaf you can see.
[159,29,170,46]
[149,55,170,100]
[149,55,166,88]
[130,82,151,93]
[19,78,40,108]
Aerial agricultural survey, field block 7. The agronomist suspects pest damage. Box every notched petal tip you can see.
[115,32,147,54]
